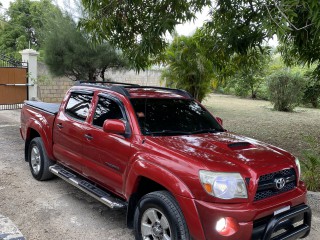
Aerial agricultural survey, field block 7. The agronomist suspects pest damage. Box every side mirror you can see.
[216,117,223,126]
[103,119,126,135]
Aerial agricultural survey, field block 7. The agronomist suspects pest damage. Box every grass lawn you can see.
[204,93,320,160]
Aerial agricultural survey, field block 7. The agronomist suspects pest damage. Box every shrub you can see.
[301,68,320,108]
[256,83,270,100]
[301,136,320,191]
[233,77,250,97]
[267,71,305,111]
[303,82,320,108]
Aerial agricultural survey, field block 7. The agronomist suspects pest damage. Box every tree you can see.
[80,0,211,71]
[205,1,320,83]
[44,15,128,81]
[162,33,214,102]
[228,47,271,98]
[0,0,61,58]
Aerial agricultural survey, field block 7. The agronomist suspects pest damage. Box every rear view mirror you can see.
[103,119,126,135]
[216,117,223,126]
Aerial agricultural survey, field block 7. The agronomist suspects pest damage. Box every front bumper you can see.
[253,204,311,240]
[193,186,311,240]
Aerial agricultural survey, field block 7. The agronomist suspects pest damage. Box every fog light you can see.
[216,218,226,232]
[215,217,239,236]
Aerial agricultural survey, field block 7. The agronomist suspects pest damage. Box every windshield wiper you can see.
[145,130,191,136]
[190,129,218,134]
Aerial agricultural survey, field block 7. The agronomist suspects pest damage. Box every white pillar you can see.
[19,49,39,100]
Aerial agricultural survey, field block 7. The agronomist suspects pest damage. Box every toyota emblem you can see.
[275,178,286,190]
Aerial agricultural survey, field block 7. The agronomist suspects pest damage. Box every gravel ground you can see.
[0,95,319,239]
[0,110,134,240]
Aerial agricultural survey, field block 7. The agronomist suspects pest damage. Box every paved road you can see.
[0,109,318,239]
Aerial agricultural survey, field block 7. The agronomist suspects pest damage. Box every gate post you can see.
[19,49,39,100]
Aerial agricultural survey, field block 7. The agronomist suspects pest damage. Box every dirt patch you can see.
[204,93,320,159]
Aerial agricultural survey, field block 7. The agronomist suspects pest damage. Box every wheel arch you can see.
[126,176,168,228]
[125,160,194,228]
[24,127,40,161]
[24,119,53,161]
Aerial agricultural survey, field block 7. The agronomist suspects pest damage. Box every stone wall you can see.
[37,63,163,103]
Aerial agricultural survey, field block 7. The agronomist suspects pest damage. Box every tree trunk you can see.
[100,67,107,81]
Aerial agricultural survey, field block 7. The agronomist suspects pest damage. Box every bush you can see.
[234,78,250,97]
[267,71,305,111]
[301,136,320,191]
[303,82,320,108]
[256,83,269,100]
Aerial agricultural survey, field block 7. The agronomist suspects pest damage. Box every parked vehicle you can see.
[20,81,311,240]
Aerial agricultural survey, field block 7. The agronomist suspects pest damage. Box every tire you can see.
[134,191,190,240]
[28,137,55,181]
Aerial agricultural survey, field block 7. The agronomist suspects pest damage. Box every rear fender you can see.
[25,118,54,160]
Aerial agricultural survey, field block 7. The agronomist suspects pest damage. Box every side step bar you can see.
[49,164,127,209]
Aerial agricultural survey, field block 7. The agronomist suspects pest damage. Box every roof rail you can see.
[74,81,193,99]
[74,81,132,97]
[77,80,140,87]
[124,86,193,99]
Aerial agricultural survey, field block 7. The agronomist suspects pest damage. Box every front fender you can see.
[125,159,206,240]
[125,158,194,199]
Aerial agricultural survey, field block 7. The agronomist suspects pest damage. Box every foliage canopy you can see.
[226,47,271,98]
[80,0,210,71]
[44,15,128,81]
[0,0,61,58]
[162,33,214,102]
[205,0,320,81]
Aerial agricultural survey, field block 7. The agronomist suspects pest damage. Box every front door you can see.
[82,94,132,195]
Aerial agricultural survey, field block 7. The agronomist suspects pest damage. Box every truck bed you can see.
[24,101,60,115]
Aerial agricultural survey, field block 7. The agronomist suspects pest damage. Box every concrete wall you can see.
[37,63,73,103]
[37,63,163,103]
[104,69,164,86]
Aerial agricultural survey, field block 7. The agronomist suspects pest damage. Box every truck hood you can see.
[145,132,294,172]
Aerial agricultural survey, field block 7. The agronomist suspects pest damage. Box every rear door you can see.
[53,90,93,173]
[82,93,132,195]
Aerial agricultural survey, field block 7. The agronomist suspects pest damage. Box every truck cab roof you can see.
[74,81,193,99]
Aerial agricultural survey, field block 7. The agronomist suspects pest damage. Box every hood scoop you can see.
[228,142,253,150]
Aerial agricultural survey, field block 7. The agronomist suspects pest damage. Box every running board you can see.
[49,164,127,209]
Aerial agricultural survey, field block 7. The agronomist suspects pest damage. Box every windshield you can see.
[130,98,223,136]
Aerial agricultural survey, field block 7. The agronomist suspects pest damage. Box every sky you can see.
[0,0,278,46]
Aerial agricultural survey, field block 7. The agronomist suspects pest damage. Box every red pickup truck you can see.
[20,81,311,240]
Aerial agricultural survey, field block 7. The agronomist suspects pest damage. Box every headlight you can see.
[199,171,248,199]
[295,158,301,180]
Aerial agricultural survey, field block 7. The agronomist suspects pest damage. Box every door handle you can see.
[84,134,93,140]
[57,123,63,129]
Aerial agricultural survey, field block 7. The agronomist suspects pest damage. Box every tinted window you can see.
[130,98,223,135]
[93,97,124,127]
[65,93,92,121]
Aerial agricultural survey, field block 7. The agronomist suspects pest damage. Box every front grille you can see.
[254,168,296,201]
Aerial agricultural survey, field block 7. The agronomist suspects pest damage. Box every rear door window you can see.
[65,93,93,121]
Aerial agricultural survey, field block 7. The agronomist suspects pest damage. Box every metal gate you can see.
[0,54,28,110]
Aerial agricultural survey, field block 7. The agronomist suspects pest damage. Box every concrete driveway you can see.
[0,109,318,239]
